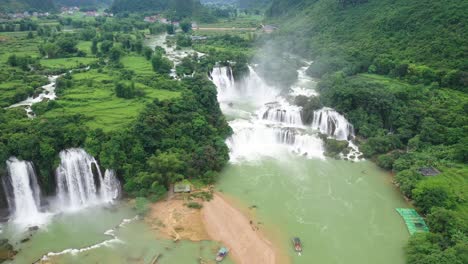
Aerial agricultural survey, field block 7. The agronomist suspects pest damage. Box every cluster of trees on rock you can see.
[66,74,231,200]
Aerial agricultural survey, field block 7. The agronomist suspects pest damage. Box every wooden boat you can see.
[215,247,228,262]
[292,237,302,252]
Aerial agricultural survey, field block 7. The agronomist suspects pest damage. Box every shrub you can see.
[135,197,150,216]
[187,202,203,209]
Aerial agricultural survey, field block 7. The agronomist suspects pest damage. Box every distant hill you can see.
[110,0,202,18]
[199,0,271,8]
[0,0,113,12]
[54,0,113,7]
[0,0,55,12]
[266,0,467,73]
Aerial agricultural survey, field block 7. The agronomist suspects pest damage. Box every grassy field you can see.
[40,57,97,70]
[0,32,41,61]
[121,55,154,75]
[42,69,180,131]
[77,41,92,54]
[421,166,468,221]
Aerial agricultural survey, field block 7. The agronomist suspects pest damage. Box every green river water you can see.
[216,157,409,264]
[3,204,234,264]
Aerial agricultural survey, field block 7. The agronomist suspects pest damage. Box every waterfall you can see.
[101,169,121,203]
[56,148,120,210]
[312,108,355,141]
[2,157,43,225]
[211,65,326,162]
[211,62,363,162]
[211,66,235,101]
[211,66,279,106]
[259,101,303,127]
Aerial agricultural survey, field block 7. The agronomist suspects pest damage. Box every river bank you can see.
[145,191,284,264]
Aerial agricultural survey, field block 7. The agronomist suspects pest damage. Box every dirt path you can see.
[202,193,277,264]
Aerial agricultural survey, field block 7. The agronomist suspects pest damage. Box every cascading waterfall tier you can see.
[312,107,355,141]
[56,148,120,210]
[212,65,325,162]
[2,157,44,225]
[259,101,303,127]
[102,169,121,203]
[211,66,279,107]
[311,108,363,160]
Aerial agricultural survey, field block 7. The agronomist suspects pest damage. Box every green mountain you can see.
[110,0,201,15]
[266,0,467,78]
[0,0,55,12]
[54,0,113,7]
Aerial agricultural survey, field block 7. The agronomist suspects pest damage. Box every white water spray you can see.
[312,107,355,141]
[55,148,120,210]
[211,66,325,162]
[2,157,46,226]
[102,169,121,203]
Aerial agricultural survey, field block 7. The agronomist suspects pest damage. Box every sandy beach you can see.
[146,190,282,264]
[202,193,278,264]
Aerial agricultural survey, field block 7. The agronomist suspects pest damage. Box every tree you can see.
[100,40,113,53]
[426,208,460,238]
[109,46,123,63]
[55,35,78,54]
[115,82,135,99]
[91,39,98,55]
[151,54,173,74]
[40,43,60,58]
[143,46,153,60]
[413,181,455,214]
[180,19,191,33]
[147,151,185,188]
[80,28,96,41]
[176,34,192,47]
[166,24,175,35]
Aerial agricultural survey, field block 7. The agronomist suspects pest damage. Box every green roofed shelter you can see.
[396,208,429,235]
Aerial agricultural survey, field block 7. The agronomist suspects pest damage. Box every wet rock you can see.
[28,226,39,232]
[20,238,30,243]
[0,239,17,262]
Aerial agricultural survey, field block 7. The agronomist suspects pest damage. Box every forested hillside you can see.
[111,0,201,17]
[264,1,467,263]
[0,0,55,12]
[54,0,113,7]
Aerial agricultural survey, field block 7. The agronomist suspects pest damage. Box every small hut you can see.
[174,182,191,193]
[418,167,440,177]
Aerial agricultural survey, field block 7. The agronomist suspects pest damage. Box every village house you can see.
[262,24,278,34]
[144,15,170,24]
[85,11,99,17]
